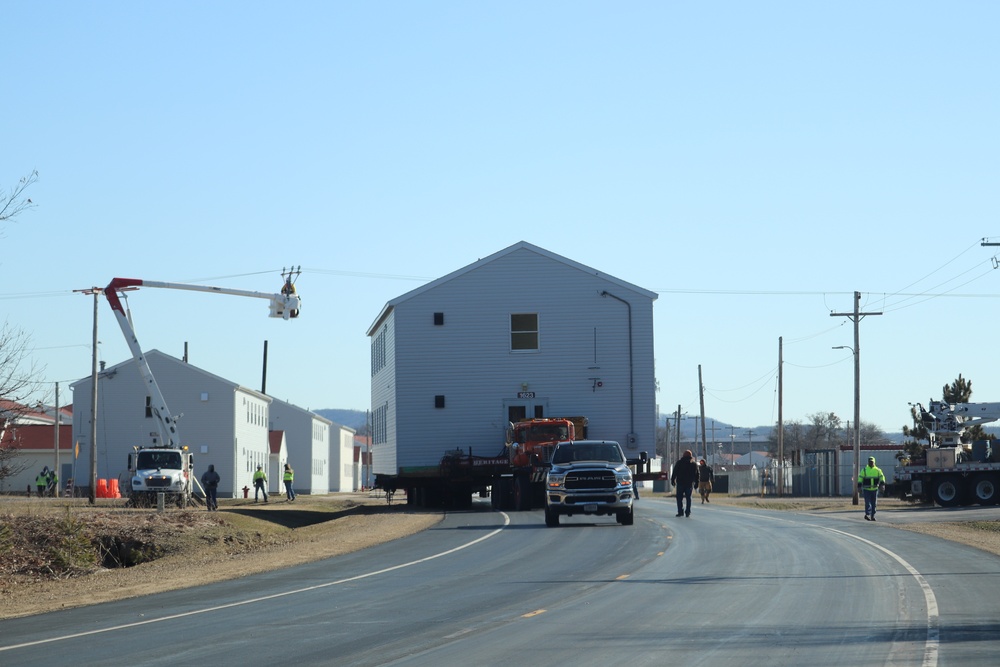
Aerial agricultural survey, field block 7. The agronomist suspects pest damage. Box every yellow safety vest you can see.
[283,469,294,482]
[858,465,884,491]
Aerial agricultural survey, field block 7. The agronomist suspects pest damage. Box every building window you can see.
[433,312,444,326]
[510,313,539,351]
[435,395,446,409]
[371,327,387,376]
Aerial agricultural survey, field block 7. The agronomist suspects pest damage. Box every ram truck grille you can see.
[565,472,616,490]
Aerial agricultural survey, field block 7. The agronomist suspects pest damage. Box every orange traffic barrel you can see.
[108,478,120,498]
[96,479,108,498]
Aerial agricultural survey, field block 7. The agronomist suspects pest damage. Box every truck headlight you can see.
[616,473,633,486]
[547,474,565,488]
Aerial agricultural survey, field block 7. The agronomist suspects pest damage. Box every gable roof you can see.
[70,350,271,402]
[0,400,71,426]
[367,240,658,335]
[269,396,334,425]
[1,424,74,451]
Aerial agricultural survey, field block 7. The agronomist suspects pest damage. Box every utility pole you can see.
[777,337,783,496]
[698,365,707,461]
[675,405,683,463]
[53,382,60,492]
[831,291,882,506]
[75,287,103,505]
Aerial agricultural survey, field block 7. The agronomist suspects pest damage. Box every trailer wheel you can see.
[544,506,559,527]
[932,476,963,507]
[513,475,531,511]
[970,474,1000,505]
[491,477,512,510]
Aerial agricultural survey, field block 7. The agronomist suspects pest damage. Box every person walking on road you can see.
[253,465,268,503]
[698,459,714,503]
[283,463,296,501]
[201,464,221,511]
[859,456,886,521]
[670,450,699,517]
[35,468,48,497]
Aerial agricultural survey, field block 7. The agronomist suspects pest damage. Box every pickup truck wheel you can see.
[932,476,963,507]
[971,474,1000,505]
[617,506,634,525]
[544,507,559,527]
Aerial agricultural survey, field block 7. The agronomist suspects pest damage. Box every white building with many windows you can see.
[367,241,658,479]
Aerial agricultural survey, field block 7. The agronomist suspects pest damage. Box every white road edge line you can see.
[823,525,939,667]
[710,509,939,667]
[0,512,512,652]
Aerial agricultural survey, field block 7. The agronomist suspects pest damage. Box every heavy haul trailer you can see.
[374,416,652,510]
[374,417,579,510]
[896,400,1000,506]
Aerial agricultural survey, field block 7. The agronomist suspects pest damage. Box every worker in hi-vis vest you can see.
[858,456,886,521]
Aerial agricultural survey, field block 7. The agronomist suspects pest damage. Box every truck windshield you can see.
[552,444,623,465]
[136,451,182,469]
[523,425,569,442]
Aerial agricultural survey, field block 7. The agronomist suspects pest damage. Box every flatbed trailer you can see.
[896,461,1000,506]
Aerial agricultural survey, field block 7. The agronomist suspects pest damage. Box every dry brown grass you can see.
[0,493,440,619]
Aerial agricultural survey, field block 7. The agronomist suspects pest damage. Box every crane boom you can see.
[104,268,302,450]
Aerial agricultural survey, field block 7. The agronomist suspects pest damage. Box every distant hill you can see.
[314,409,368,431]
[663,415,905,444]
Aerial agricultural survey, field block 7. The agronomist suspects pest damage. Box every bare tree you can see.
[0,170,39,230]
[0,171,41,481]
[0,323,43,482]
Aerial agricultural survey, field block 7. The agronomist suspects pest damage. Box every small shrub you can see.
[49,508,97,572]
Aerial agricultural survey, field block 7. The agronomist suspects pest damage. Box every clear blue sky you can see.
[4,2,1000,435]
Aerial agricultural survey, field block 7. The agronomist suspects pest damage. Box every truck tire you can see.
[491,478,507,510]
[513,475,531,511]
[544,506,559,527]
[616,506,634,526]
[970,474,999,505]
[932,476,963,507]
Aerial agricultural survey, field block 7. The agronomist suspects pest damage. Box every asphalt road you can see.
[2,497,999,666]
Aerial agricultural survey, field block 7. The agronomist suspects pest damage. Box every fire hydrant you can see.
[242,485,250,499]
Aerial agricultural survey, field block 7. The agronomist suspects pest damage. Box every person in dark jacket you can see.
[201,464,221,511]
[670,450,699,517]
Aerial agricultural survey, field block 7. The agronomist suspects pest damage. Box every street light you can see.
[834,345,861,506]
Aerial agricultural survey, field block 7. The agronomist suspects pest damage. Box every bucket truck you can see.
[106,268,302,508]
[896,400,1000,506]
